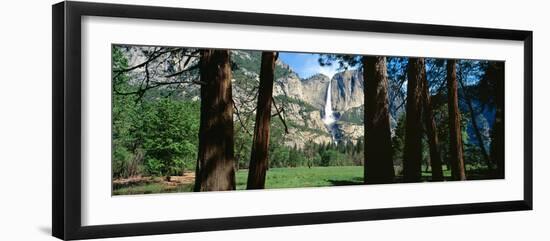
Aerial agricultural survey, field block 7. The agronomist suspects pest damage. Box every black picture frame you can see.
[52,1,533,240]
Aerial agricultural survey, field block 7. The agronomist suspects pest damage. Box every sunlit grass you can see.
[236,166,364,190]
[113,164,495,195]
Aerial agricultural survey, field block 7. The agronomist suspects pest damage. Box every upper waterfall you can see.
[322,78,335,125]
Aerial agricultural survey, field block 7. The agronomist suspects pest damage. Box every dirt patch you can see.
[112,176,154,189]
[168,172,195,184]
[113,172,196,189]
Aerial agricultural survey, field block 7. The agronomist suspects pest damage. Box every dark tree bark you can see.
[363,56,395,184]
[446,59,466,181]
[194,49,236,191]
[403,58,424,182]
[490,62,505,178]
[420,60,444,181]
[247,52,277,189]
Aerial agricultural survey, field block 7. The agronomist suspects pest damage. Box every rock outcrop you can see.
[330,69,365,113]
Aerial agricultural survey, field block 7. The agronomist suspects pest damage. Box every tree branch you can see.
[113,78,203,96]
[232,100,253,136]
[271,97,289,134]
[164,64,199,78]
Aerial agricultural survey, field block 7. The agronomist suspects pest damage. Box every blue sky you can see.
[278,53,484,86]
[279,52,341,79]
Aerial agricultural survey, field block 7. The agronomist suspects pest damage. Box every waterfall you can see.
[323,80,335,125]
[323,78,343,145]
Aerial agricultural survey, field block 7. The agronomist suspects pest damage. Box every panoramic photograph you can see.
[111,44,504,195]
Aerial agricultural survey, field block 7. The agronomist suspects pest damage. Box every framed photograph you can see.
[52,1,533,240]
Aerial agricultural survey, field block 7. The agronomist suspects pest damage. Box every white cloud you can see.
[301,54,339,79]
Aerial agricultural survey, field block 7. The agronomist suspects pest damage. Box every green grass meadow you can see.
[236,166,364,190]
[112,165,466,195]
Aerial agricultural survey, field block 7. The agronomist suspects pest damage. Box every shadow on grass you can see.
[466,168,503,180]
[393,168,502,183]
[327,177,364,186]
[327,168,500,187]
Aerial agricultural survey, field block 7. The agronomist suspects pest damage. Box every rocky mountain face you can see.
[330,70,365,113]
[272,68,366,147]
[273,73,330,109]
[271,72,332,147]
[273,70,365,115]
[269,64,407,148]
[300,74,333,109]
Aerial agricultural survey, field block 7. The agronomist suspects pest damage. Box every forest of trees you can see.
[112,45,504,195]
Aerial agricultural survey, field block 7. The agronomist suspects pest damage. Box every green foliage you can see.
[112,146,139,178]
[144,158,165,177]
[392,96,484,174]
[270,146,290,167]
[112,47,143,178]
[392,112,406,165]
[234,125,253,170]
[266,138,363,169]
[141,98,200,176]
[111,46,200,178]
[113,96,200,178]
[318,54,362,70]
[320,149,341,166]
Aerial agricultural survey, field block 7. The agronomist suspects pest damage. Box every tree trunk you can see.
[363,56,394,184]
[403,58,424,182]
[446,59,466,181]
[247,52,277,189]
[420,60,444,181]
[194,49,236,191]
[490,62,505,178]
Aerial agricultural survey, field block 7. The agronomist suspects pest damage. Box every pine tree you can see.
[247,52,277,189]
[446,59,466,180]
[194,49,236,191]
[364,56,395,183]
[403,58,424,182]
